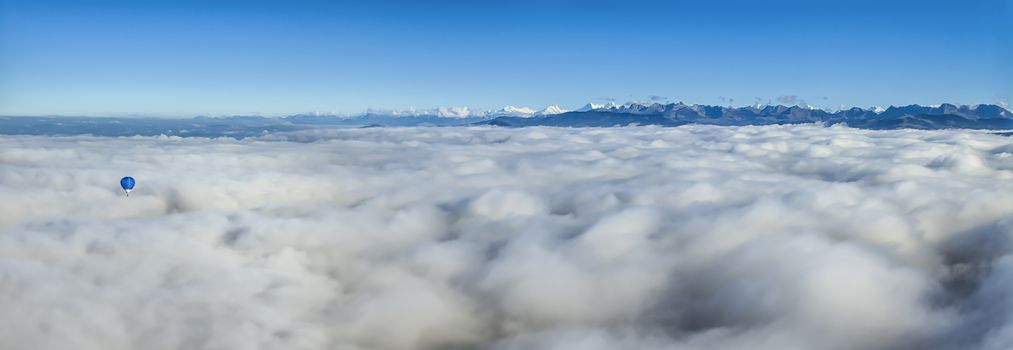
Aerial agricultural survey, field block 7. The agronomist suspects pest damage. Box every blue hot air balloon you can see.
[120,176,136,196]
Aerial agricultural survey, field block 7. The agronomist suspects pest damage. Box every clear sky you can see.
[1,0,1010,117]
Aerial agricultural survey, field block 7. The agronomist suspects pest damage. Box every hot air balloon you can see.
[120,176,136,196]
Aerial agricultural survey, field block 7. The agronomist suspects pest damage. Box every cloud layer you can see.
[4,125,1013,349]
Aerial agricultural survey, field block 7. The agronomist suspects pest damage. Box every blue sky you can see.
[1,0,1010,117]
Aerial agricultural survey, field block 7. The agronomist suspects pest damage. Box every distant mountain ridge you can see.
[479,102,1013,129]
[2,103,1011,138]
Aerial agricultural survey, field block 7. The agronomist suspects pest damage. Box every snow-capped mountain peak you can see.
[576,101,622,112]
[498,105,537,116]
[536,105,569,116]
[576,103,604,112]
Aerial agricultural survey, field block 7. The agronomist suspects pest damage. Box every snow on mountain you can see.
[577,103,605,112]
[535,105,569,116]
[496,105,538,116]
[489,105,571,117]
[576,101,622,112]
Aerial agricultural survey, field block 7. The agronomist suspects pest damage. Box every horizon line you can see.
[3,100,1008,119]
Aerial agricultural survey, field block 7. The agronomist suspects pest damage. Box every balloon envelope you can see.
[120,176,136,192]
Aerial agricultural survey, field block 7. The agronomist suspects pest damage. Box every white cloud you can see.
[4,124,1013,349]
[436,106,475,118]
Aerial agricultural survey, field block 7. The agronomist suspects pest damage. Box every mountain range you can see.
[479,103,1013,129]
[1,103,1011,138]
